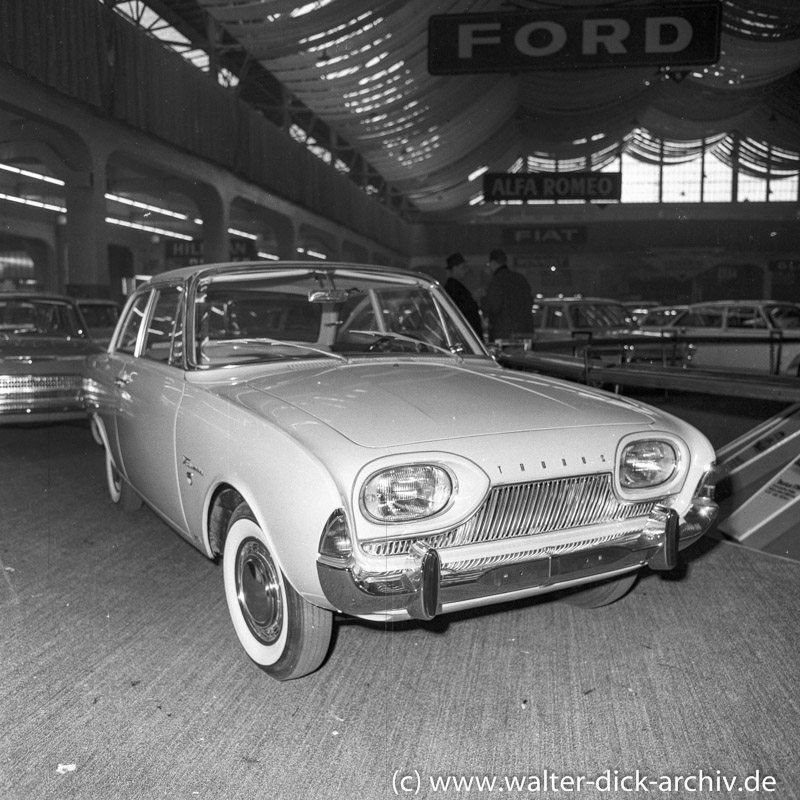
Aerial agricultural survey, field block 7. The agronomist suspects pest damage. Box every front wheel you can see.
[105,448,143,511]
[560,571,639,608]
[223,504,332,680]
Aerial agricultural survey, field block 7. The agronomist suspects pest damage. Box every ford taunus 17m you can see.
[85,262,718,680]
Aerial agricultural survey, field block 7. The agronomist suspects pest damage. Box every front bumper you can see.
[318,499,718,621]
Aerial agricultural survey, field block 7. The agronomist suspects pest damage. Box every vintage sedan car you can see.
[531,296,638,341]
[639,300,800,375]
[0,291,103,424]
[85,262,718,680]
[526,296,678,367]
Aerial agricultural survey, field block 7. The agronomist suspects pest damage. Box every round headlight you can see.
[620,440,677,488]
[362,464,452,522]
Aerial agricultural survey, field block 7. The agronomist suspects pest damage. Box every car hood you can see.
[0,335,101,360]
[244,360,656,447]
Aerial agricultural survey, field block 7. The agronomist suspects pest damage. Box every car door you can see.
[113,284,189,533]
[678,305,725,368]
[766,304,800,374]
[722,304,772,372]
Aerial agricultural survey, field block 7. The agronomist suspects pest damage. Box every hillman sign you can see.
[428,1,721,74]
[483,172,621,202]
[165,239,257,265]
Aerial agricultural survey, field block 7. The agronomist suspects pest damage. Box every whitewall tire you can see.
[222,503,332,680]
[105,448,142,511]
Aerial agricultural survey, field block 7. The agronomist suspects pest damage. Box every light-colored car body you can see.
[86,262,718,679]
[528,296,677,366]
[531,296,638,341]
[640,300,800,375]
[0,292,102,424]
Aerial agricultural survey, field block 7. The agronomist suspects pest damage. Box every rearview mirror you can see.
[308,289,361,303]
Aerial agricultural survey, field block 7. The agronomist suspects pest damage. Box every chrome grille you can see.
[0,375,83,392]
[0,374,85,412]
[362,473,657,558]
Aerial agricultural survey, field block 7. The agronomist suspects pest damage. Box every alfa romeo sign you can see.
[429,2,721,74]
[483,172,621,202]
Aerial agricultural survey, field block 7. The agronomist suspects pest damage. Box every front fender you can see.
[176,391,348,609]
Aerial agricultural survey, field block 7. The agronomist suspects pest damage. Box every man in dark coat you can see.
[481,249,534,341]
[444,252,483,336]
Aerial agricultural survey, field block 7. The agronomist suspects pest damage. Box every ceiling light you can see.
[106,217,193,240]
[105,193,189,220]
[0,163,65,186]
[468,166,489,181]
[0,192,65,212]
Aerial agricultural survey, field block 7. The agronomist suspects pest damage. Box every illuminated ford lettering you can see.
[429,2,721,74]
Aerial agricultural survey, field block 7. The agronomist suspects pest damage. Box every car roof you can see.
[74,297,120,306]
[686,299,798,307]
[0,292,80,304]
[139,260,433,288]
[534,296,626,304]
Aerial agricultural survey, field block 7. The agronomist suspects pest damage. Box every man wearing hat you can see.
[481,249,534,341]
[444,252,483,336]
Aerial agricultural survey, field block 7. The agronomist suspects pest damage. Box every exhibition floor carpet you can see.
[1,395,798,799]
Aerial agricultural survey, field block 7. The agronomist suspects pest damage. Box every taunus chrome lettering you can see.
[182,455,204,475]
[182,456,204,485]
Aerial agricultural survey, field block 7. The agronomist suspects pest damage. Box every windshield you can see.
[767,304,800,330]
[79,302,120,330]
[192,268,484,368]
[0,297,86,337]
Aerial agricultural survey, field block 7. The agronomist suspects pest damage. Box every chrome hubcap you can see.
[236,538,282,645]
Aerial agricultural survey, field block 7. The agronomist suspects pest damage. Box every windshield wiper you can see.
[348,330,464,361]
[209,337,349,363]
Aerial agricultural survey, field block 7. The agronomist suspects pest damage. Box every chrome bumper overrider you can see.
[318,499,718,621]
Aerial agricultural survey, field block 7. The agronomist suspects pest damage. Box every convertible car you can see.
[85,262,718,680]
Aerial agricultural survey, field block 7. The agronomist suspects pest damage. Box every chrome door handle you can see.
[114,374,133,387]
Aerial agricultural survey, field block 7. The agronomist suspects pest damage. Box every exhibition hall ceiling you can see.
[142,1,800,219]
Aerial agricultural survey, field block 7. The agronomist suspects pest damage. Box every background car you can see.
[75,298,122,346]
[637,304,689,330]
[531,296,639,341]
[639,300,800,375]
[0,292,103,424]
[86,262,718,680]
[525,295,676,366]
[622,300,661,324]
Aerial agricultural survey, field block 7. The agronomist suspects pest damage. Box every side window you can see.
[768,305,800,329]
[142,287,183,364]
[727,306,765,329]
[544,305,566,329]
[682,307,724,328]
[116,293,152,355]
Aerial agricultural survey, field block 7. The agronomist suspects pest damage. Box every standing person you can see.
[444,252,482,336]
[481,249,534,341]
